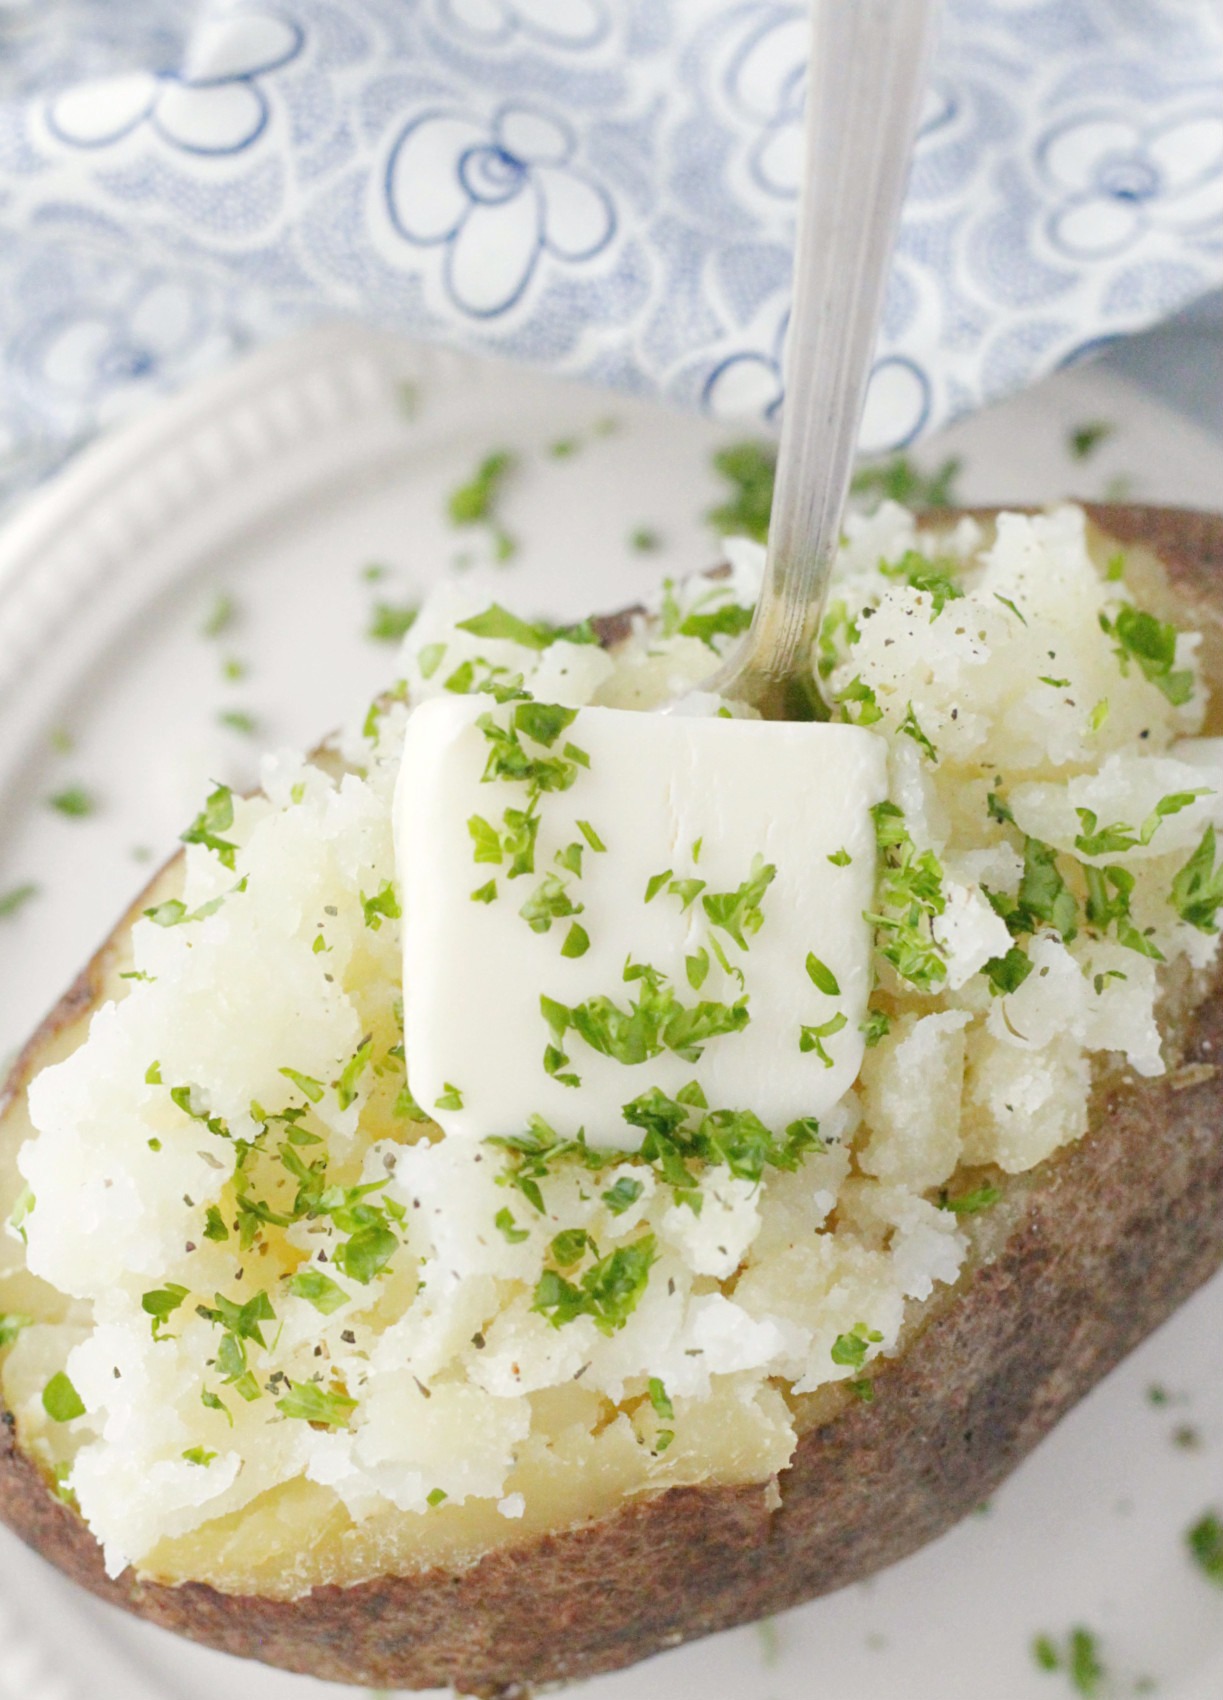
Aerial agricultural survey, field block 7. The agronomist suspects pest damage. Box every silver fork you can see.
[706,0,941,720]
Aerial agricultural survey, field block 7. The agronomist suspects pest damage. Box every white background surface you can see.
[2,323,1223,1700]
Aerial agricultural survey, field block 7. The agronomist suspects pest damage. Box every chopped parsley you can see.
[494,1206,529,1244]
[490,1090,823,1222]
[457,604,553,650]
[471,879,498,904]
[427,1487,448,1507]
[987,836,1077,943]
[804,952,841,996]
[218,709,257,735]
[898,703,937,761]
[836,674,883,726]
[993,593,1027,625]
[1075,790,1207,859]
[182,1446,217,1467]
[861,1007,891,1047]
[42,1371,86,1423]
[275,1379,357,1429]
[555,842,584,877]
[938,1185,1000,1214]
[601,1175,643,1215]
[0,1313,32,1349]
[1099,604,1194,706]
[542,961,749,1071]
[1187,1511,1223,1584]
[799,1011,847,1067]
[1170,826,1223,932]
[469,814,505,864]
[0,883,38,920]
[203,1206,230,1243]
[202,592,236,638]
[685,948,710,990]
[143,889,232,928]
[447,451,517,559]
[532,1233,656,1335]
[630,527,661,552]
[561,922,590,958]
[866,802,947,991]
[827,848,851,867]
[435,1082,464,1112]
[830,1323,883,1370]
[702,855,776,949]
[142,1283,189,1339]
[448,450,515,525]
[878,550,963,617]
[335,1040,373,1111]
[577,820,606,853]
[519,872,583,934]
[707,441,775,542]
[678,600,754,650]
[279,1066,324,1103]
[1068,420,1113,461]
[367,602,419,643]
[476,705,583,798]
[181,784,237,869]
[361,882,401,930]
[850,453,962,512]
[47,784,96,818]
[984,946,1033,995]
[195,1288,276,1393]
[1032,1628,1104,1696]
[648,1377,674,1421]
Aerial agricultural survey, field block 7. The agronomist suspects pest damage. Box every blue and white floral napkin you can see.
[0,0,1220,502]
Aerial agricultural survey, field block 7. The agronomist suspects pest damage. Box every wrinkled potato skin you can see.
[3,505,1223,1697]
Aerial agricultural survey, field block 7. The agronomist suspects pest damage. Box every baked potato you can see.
[3,501,1223,1697]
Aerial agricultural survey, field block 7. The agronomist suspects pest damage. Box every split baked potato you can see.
[3,501,1223,1697]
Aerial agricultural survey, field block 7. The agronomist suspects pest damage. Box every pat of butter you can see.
[395,697,888,1148]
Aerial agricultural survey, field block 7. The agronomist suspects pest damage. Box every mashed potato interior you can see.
[3,504,1219,1594]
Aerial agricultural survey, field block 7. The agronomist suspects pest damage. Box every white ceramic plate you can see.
[3,323,1223,1700]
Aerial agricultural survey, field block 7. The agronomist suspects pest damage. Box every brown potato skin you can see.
[4,505,1223,1696]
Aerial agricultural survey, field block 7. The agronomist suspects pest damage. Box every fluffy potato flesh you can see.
[3,503,1223,1696]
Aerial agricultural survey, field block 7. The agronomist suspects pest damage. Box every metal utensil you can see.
[706,0,941,720]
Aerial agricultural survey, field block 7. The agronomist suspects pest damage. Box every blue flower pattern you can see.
[0,0,1216,508]
[386,104,616,319]
[45,9,302,156]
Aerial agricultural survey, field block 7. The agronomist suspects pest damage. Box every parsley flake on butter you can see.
[799,1012,847,1067]
[804,953,840,996]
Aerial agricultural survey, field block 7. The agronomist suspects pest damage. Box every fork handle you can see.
[719,0,942,719]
